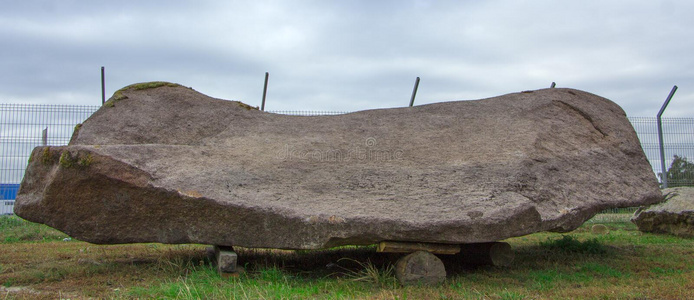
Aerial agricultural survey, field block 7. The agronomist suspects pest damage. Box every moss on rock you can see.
[58,151,93,169]
[104,81,185,108]
[238,102,259,110]
[40,147,54,165]
[59,151,74,168]
[73,123,83,136]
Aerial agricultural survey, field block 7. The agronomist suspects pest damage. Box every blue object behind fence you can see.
[1,184,20,200]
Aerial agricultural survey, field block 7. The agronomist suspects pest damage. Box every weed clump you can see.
[334,258,396,287]
[539,235,607,254]
[58,151,93,168]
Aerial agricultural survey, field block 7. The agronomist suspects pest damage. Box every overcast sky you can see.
[1,0,692,117]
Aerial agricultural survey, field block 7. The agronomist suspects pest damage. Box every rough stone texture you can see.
[395,251,447,286]
[15,83,662,249]
[632,187,694,237]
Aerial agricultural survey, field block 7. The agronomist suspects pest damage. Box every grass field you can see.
[1,215,693,299]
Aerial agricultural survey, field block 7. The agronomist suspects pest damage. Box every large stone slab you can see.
[15,82,662,249]
[632,187,694,237]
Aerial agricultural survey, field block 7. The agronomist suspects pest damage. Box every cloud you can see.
[0,0,692,116]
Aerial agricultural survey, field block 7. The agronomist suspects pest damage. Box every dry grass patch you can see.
[1,215,693,299]
[1,241,208,299]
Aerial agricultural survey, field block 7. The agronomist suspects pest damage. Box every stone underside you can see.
[15,83,663,249]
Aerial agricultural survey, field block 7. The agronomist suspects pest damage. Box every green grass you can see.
[126,267,378,299]
[538,235,608,254]
[1,214,693,299]
[0,215,67,243]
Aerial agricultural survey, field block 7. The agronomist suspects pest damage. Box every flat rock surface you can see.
[632,187,694,237]
[15,83,662,249]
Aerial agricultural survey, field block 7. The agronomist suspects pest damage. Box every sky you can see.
[0,0,692,117]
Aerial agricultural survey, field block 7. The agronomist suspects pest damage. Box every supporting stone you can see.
[458,242,514,267]
[206,246,216,264]
[632,187,694,238]
[214,245,238,274]
[394,251,447,286]
[377,241,460,255]
[591,224,609,235]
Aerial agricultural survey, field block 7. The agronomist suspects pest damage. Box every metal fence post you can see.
[657,85,678,188]
[42,127,48,146]
[409,77,420,107]
[261,72,269,111]
[101,66,106,105]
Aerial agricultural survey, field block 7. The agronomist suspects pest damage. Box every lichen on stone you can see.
[73,123,83,136]
[59,151,74,168]
[40,147,53,165]
[238,102,259,110]
[104,81,186,108]
[78,153,93,167]
[58,151,92,168]
[126,81,182,91]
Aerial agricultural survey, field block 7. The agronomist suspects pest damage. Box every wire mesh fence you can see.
[269,111,348,116]
[1,104,692,216]
[630,117,694,185]
[1,104,101,214]
[658,118,694,187]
